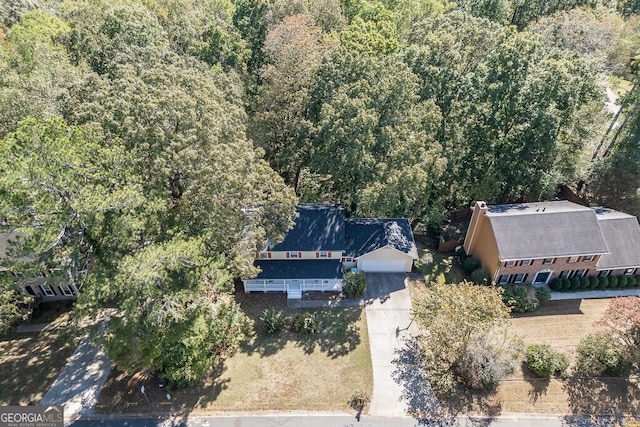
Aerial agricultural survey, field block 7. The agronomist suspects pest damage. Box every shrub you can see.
[561,278,571,291]
[463,257,481,274]
[502,284,539,313]
[576,333,626,377]
[454,335,520,390]
[536,287,551,304]
[589,276,599,289]
[549,278,562,291]
[580,276,590,290]
[599,276,609,290]
[342,271,366,298]
[348,390,369,411]
[570,277,581,291]
[260,308,285,335]
[619,275,629,288]
[470,268,490,285]
[292,311,320,334]
[526,344,569,377]
[609,275,619,289]
[635,275,640,287]
[455,246,467,258]
[628,276,638,287]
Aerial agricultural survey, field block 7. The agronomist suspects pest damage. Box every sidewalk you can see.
[41,335,112,419]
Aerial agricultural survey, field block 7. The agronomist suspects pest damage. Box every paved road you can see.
[67,414,623,427]
[363,273,419,417]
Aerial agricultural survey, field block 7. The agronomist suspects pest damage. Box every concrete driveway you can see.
[363,273,419,417]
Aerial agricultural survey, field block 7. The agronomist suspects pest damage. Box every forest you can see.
[1,0,639,384]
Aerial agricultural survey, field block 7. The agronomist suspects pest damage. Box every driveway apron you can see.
[364,273,417,417]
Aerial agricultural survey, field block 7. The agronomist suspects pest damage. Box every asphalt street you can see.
[67,414,623,427]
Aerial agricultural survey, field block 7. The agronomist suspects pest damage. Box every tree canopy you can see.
[1,0,639,383]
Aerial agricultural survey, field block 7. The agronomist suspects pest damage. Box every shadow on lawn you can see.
[95,361,230,416]
[561,375,640,426]
[521,362,551,403]
[392,337,501,427]
[244,307,363,359]
[0,317,77,405]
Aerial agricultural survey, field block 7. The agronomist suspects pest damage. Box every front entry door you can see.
[533,271,551,285]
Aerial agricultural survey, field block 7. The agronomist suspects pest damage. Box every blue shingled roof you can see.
[255,260,343,279]
[268,204,345,252]
[345,218,418,258]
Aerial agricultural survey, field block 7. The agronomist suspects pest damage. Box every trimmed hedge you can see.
[550,274,640,292]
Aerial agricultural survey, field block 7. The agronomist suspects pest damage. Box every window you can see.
[560,270,571,279]
[513,273,527,284]
[625,268,637,276]
[520,259,533,266]
[318,251,328,258]
[259,252,270,259]
[504,260,517,268]
[498,274,510,285]
[582,255,595,262]
[39,285,55,296]
[568,256,579,263]
[574,269,587,278]
[59,285,75,296]
[342,257,353,263]
[542,258,555,265]
[598,270,611,277]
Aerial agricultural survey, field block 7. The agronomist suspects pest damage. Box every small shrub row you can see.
[549,274,640,292]
[502,284,551,313]
[525,344,569,377]
[342,271,367,298]
[260,309,321,335]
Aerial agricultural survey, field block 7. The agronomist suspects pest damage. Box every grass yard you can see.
[0,312,78,405]
[97,290,373,414]
[497,298,640,416]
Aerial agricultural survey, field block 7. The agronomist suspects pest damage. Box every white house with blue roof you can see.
[242,204,418,299]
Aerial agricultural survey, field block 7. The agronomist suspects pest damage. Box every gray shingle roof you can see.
[594,208,640,269]
[345,218,419,258]
[486,201,609,260]
[268,204,345,252]
[255,260,343,279]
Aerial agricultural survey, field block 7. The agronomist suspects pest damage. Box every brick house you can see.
[0,231,79,305]
[463,201,640,286]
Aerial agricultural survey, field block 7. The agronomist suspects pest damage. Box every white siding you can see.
[356,248,413,272]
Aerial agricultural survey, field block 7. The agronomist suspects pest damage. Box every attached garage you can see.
[346,218,419,273]
[357,247,414,272]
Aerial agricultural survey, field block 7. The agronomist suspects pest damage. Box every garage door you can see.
[360,258,407,272]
